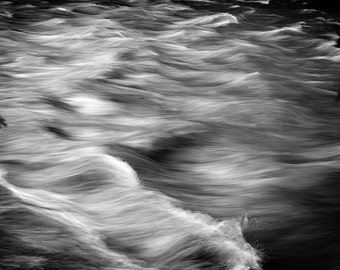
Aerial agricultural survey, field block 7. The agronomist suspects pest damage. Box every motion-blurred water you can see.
[0,0,339,270]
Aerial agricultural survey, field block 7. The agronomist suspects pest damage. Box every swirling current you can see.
[0,0,339,270]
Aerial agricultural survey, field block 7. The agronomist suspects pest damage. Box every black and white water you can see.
[0,1,339,270]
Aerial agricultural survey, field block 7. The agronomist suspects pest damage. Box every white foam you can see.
[175,13,238,27]
[66,95,120,116]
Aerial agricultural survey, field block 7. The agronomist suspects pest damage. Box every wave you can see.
[0,0,339,269]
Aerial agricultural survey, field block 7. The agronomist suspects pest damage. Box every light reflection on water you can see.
[0,1,339,270]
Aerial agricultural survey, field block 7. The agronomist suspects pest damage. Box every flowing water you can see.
[0,0,340,270]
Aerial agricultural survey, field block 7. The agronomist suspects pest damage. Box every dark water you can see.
[0,0,340,270]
